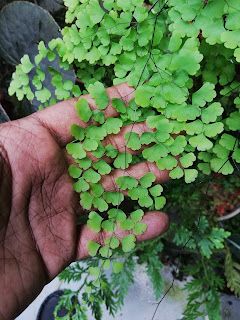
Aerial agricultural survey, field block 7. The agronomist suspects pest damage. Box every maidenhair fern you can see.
[8,0,240,319]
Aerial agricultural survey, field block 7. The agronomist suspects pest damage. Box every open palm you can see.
[0,84,169,320]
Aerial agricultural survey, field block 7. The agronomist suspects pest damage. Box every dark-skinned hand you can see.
[0,84,169,320]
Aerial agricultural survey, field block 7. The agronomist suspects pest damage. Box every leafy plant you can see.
[7,0,240,319]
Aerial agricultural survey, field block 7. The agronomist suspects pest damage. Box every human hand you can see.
[0,84,169,319]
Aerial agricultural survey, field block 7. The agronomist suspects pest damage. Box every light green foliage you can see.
[76,98,92,122]
[87,211,103,233]
[113,152,132,169]
[68,164,82,178]
[125,132,141,150]
[66,142,86,159]
[140,172,156,188]
[104,117,123,134]
[122,234,136,253]
[116,176,138,190]
[9,0,240,319]
[88,81,109,110]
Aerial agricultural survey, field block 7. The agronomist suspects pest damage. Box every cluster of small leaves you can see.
[8,40,81,108]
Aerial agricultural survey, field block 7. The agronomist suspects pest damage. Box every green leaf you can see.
[201,102,224,124]
[169,38,203,75]
[154,196,166,210]
[184,169,198,183]
[92,110,105,124]
[198,163,211,175]
[210,158,234,175]
[105,144,118,158]
[112,261,124,274]
[88,240,100,257]
[192,82,216,107]
[226,111,240,131]
[92,197,108,212]
[88,81,109,110]
[122,234,136,253]
[116,176,138,190]
[76,98,92,122]
[73,177,89,193]
[189,134,213,151]
[120,218,135,231]
[125,132,141,151]
[128,186,148,200]
[169,136,187,156]
[68,165,82,179]
[108,209,126,222]
[169,166,184,179]
[185,120,204,135]
[99,245,112,258]
[66,142,86,159]
[35,88,51,103]
[102,259,111,270]
[71,124,85,141]
[93,160,112,175]
[130,209,144,222]
[156,155,178,170]
[180,153,196,168]
[135,85,154,108]
[104,117,123,134]
[138,195,153,208]
[20,55,34,73]
[87,211,103,233]
[219,134,236,151]
[133,222,147,235]
[139,172,156,188]
[142,144,169,162]
[133,6,148,22]
[204,122,224,138]
[92,144,106,158]
[86,126,107,140]
[103,192,124,206]
[140,132,156,145]
[77,157,92,170]
[108,236,120,249]
[233,148,240,163]
[112,98,127,113]
[83,139,98,151]
[113,152,132,169]
[91,183,104,197]
[221,30,240,49]
[102,220,115,232]
[168,32,182,52]
[154,118,174,142]
[149,185,163,197]
[89,266,100,278]
[83,169,101,183]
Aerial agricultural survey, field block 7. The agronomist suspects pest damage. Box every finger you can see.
[76,211,169,259]
[32,83,134,147]
[102,161,169,192]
